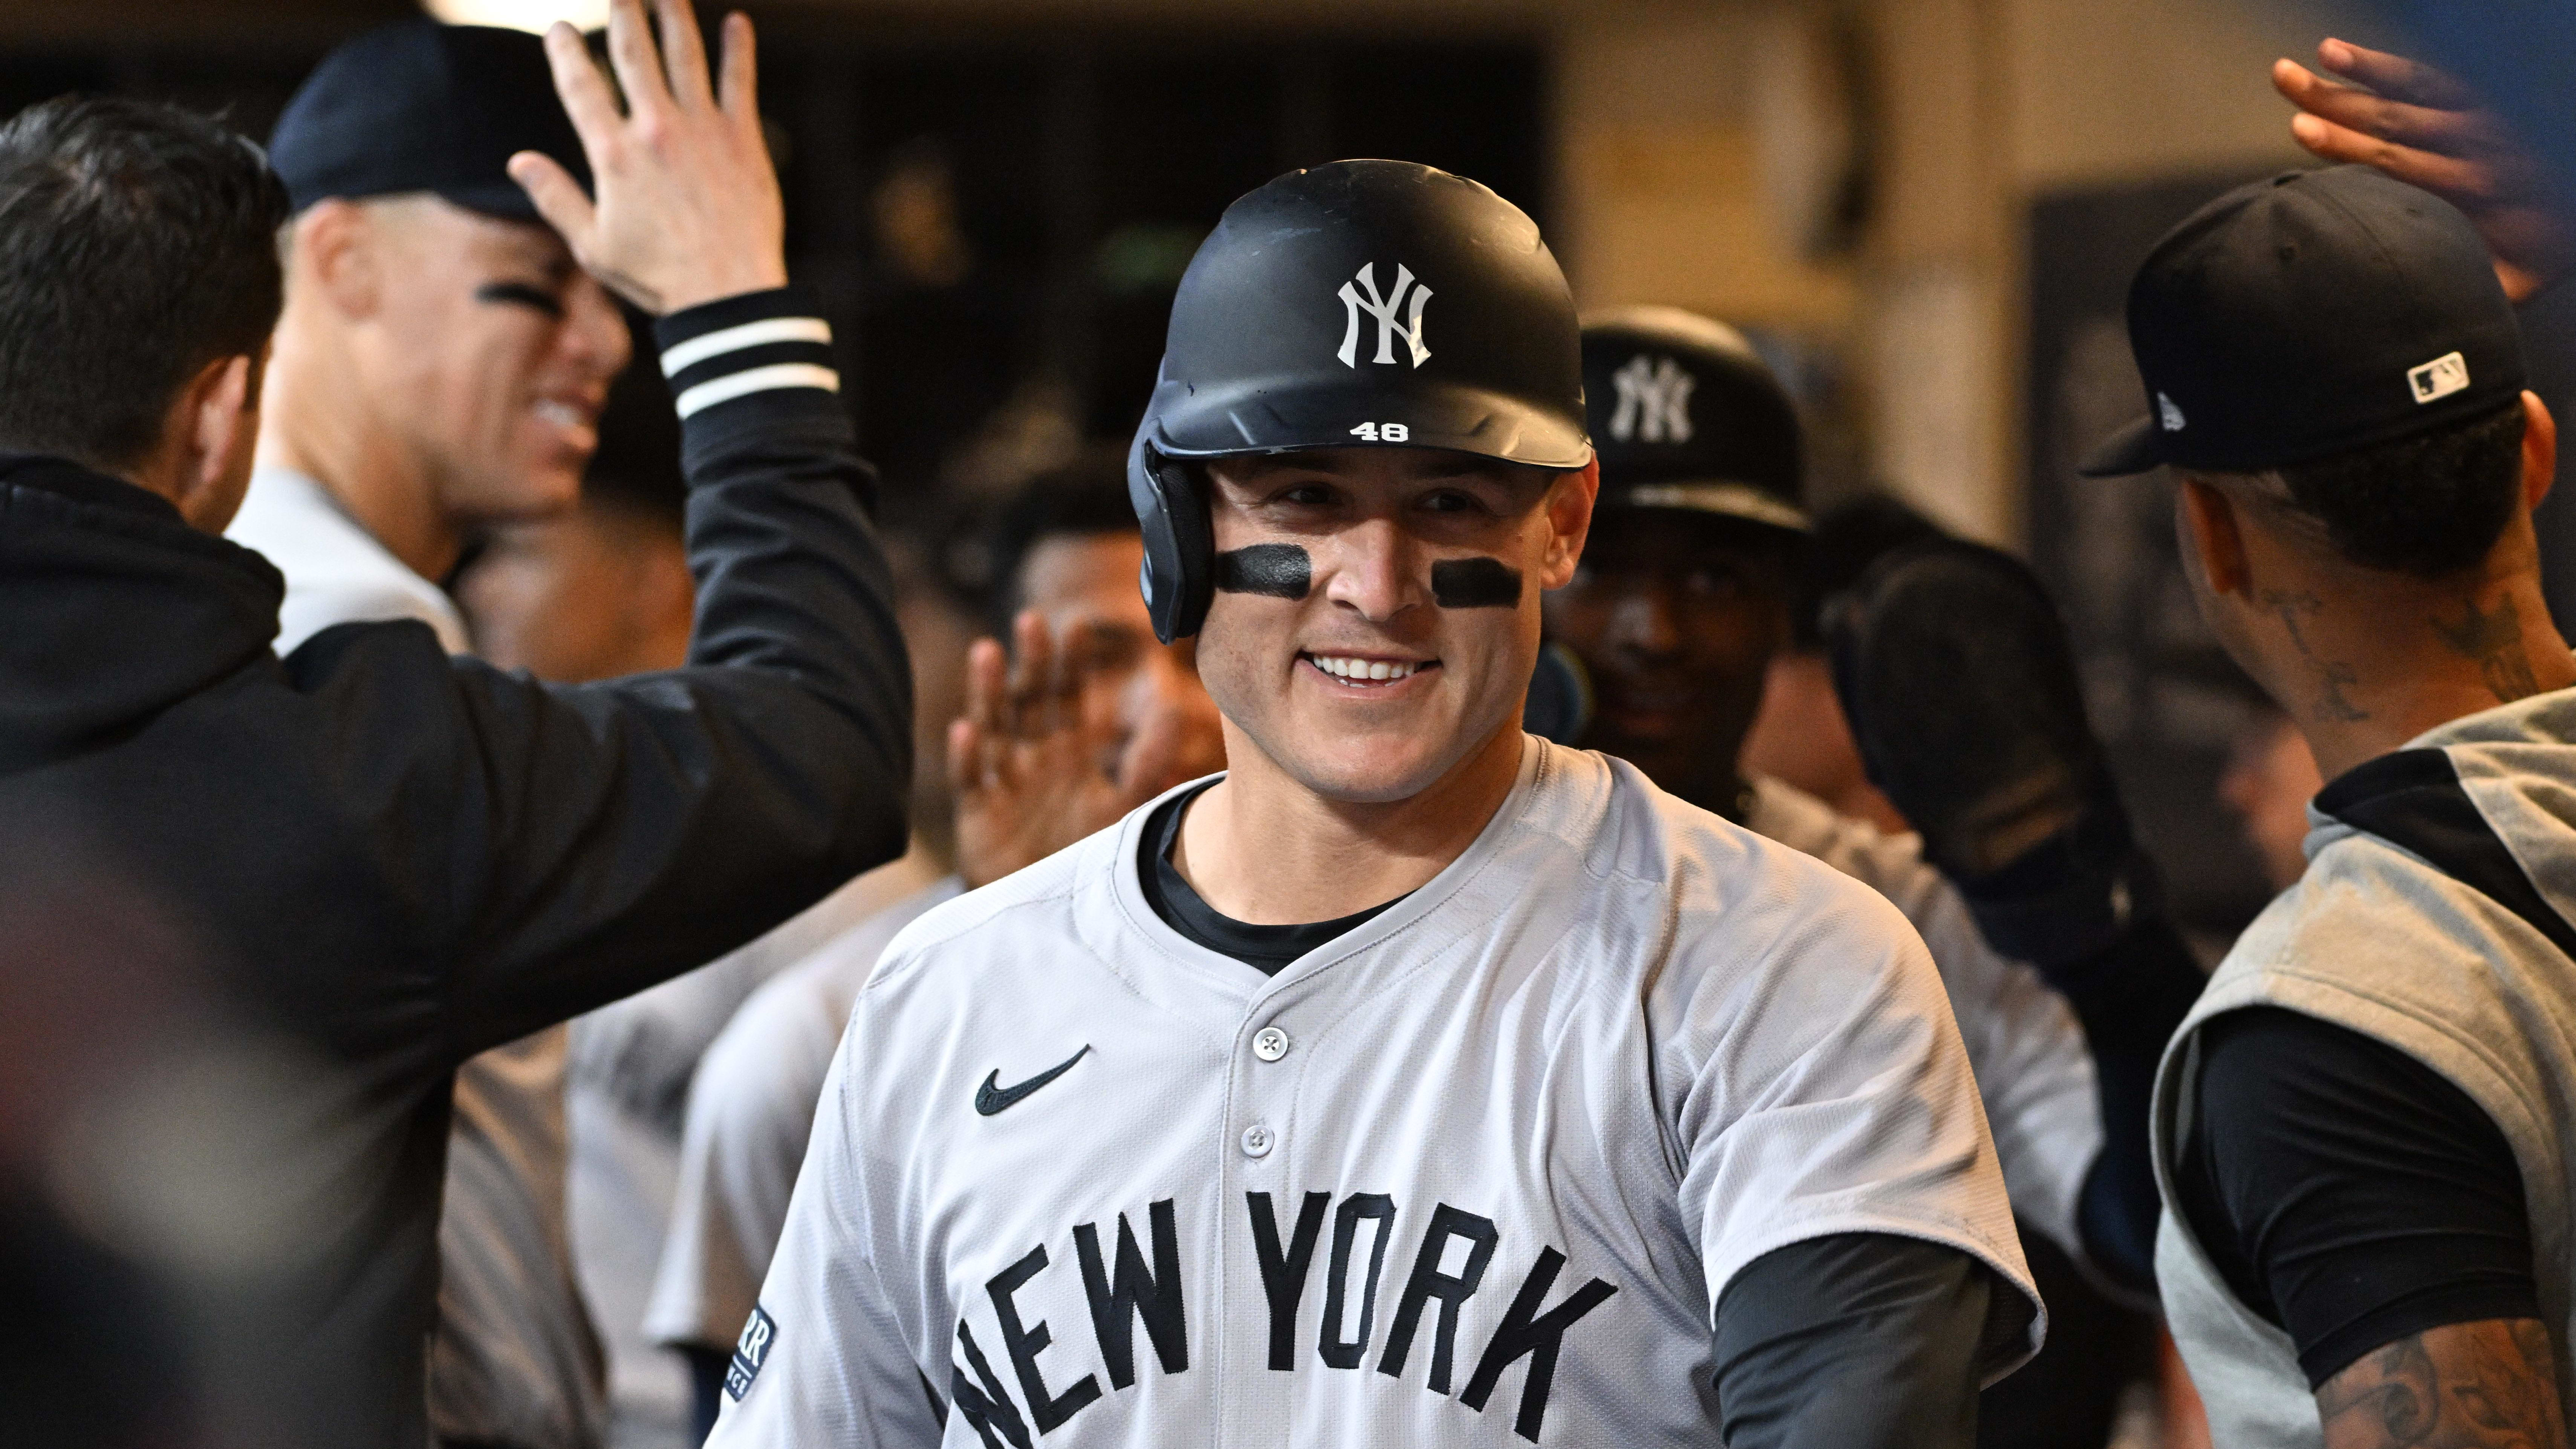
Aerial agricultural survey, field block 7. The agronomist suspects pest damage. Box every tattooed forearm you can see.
[2431,594,2544,704]
[2317,1319,2567,1449]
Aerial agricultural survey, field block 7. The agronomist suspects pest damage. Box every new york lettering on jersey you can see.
[719,742,2037,1446]
[926,1193,1616,1446]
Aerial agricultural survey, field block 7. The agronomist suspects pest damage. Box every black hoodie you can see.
[0,288,911,1449]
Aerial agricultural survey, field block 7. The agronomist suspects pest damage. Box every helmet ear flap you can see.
[1128,431,1214,644]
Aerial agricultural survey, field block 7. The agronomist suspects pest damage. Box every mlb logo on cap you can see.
[2410,351,2470,404]
[2079,166,2526,477]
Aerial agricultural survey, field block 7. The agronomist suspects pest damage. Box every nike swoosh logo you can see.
[974,1046,1092,1117]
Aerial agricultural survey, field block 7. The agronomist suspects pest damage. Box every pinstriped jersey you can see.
[712,737,2041,1446]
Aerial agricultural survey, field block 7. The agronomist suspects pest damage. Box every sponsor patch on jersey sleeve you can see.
[726,1303,779,1401]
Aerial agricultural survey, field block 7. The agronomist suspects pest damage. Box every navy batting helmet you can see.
[1128,159,1591,642]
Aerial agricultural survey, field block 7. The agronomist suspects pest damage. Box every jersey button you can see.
[1240,1124,1275,1158]
[1252,1027,1291,1062]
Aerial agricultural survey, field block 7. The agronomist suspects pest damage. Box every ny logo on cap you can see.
[1608,355,1696,444]
[2409,351,2470,404]
[1337,263,1432,369]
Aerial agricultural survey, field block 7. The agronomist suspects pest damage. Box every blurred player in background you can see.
[646,450,1222,1442]
[2218,697,2325,898]
[227,24,639,1446]
[455,364,958,1449]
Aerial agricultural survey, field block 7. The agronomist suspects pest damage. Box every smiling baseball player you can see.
[712,160,2040,1449]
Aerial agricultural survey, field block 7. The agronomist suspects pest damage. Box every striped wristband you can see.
[655,286,841,419]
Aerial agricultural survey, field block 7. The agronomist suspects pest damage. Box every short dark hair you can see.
[982,447,1139,634]
[0,96,290,468]
[2213,402,2528,577]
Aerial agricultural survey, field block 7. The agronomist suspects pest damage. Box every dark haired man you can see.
[0,98,279,526]
[2082,164,2576,1447]
[0,2,912,1444]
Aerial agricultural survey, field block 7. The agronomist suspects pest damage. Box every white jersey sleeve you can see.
[1641,793,2038,1367]
[1742,777,2100,1265]
[646,878,963,1354]
[706,1034,948,1447]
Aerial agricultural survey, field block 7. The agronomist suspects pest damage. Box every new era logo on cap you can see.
[2409,351,2470,404]
[2075,168,2527,479]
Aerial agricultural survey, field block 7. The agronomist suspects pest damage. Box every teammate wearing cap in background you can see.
[717,159,2038,1449]
[1544,307,2202,1444]
[2081,164,2576,1447]
[0,0,912,1441]
[229,21,646,1448]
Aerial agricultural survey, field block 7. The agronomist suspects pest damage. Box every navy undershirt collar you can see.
[1137,780,1409,976]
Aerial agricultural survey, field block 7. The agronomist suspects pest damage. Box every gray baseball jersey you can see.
[1741,777,2102,1265]
[712,738,2040,1446]
[644,874,966,1353]
[572,856,942,1445]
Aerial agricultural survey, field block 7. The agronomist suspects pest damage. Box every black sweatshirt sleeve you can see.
[1710,1233,2016,1449]
[2171,1007,2539,1387]
[2050,917,2208,1292]
[434,286,913,1055]
[1954,818,2206,1293]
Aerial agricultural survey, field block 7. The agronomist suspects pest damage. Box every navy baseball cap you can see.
[269,18,590,224]
[1583,307,1809,534]
[2080,165,2527,477]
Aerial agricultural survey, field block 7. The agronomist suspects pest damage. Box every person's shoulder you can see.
[1741,774,1949,921]
[1567,748,1920,941]
[688,885,974,1123]
[229,469,468,653]
[863,827,1126,993]
[690,955,844,1123]
[761,875,965,1017]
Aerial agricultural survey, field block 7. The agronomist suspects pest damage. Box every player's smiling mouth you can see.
[1300,652,1439,686]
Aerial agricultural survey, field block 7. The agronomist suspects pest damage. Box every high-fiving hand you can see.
[948,612,1220,890]
[509,0,788,314]
[2274,38,2573,303]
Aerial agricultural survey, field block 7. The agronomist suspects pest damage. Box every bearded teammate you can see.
[713,161,2038,1448]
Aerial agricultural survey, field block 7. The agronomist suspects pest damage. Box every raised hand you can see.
[508,0,788,314]
[2274,38,2573,303]
[948,612,1217,890]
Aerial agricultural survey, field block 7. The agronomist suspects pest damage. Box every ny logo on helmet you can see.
[1337,263,1433,368]
[1608,355,1695,444]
